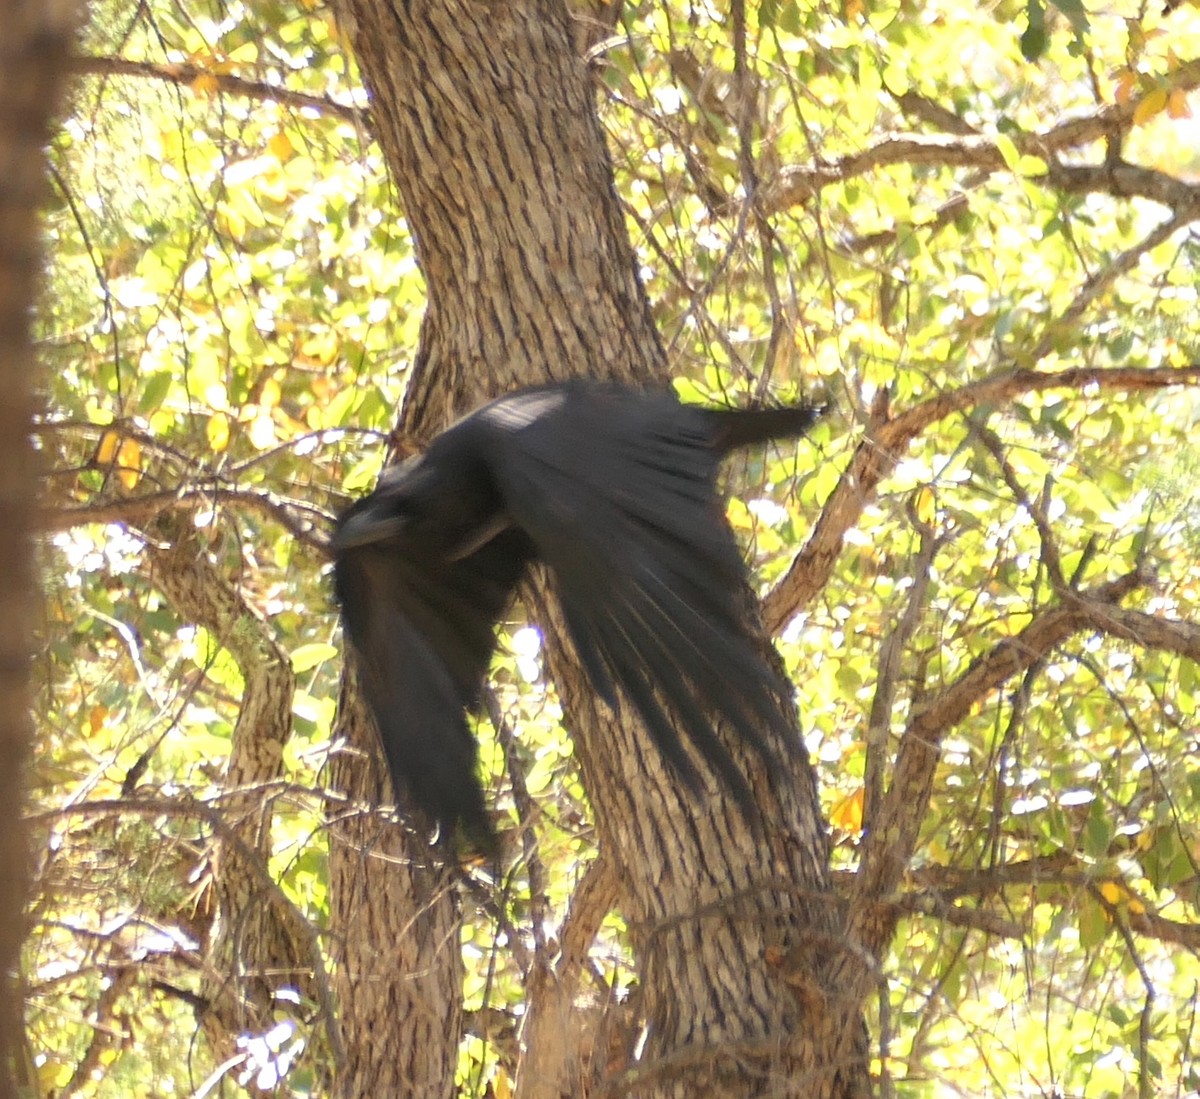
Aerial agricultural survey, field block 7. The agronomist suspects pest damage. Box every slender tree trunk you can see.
[145,525,315,1080]
[328,1,871,1095]
[0,4,83,1097]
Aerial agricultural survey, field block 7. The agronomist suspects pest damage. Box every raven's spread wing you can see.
[482,387,797,809]
[333,528,532,851]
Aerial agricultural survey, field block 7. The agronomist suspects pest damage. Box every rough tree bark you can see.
[327,2,869,1097]
[0,3,83,1098]
[144,524,315,1080]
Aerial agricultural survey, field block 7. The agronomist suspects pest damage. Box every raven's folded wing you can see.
[333,529,532,852]
[482,388,798,810]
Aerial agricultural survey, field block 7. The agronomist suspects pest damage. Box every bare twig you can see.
[71,54,366,127]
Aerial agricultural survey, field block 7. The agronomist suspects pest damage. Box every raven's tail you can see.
[703,403,824,454]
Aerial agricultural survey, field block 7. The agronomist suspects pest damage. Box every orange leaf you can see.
[96,430,120,466]
[1167,89,1192,119]
[1113,70,1137,104]
[268,131,294,162]
[1098,880,1123,906]
[190,72,220,98]
[914,485,937,526]
[87,705,108,735]
[830,787,865,833]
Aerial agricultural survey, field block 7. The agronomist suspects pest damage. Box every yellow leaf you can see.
[1098,880,1123,906]
[228,41,259,64]
[493,1068,512,1099]
[268,131,294,162]
[259,376,282,410]
[190,72,220,98]
[216,204,246,242]
[39,1058,73,1090]
[300,329,340,366]
[830,787,865,833]
[725,496,753,531]
[914,486,937,526]
[116,437,142,490]
[1133,88,1168,126]
[96,429,120,466]
[207,411,231,452]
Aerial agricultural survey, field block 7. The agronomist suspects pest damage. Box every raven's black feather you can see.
[332,381,820,852]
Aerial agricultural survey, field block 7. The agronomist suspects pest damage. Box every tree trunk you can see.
[0,4,83,1097]
[328,1,870,1095]
[326,687,465,1099]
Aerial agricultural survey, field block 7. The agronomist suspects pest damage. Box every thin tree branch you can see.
[25,796,344,1066]
[853,568,1150,925]
[763,364,1200,633]
[71,54,366,127]
[41,486,330,550]
[763,57,1200,214]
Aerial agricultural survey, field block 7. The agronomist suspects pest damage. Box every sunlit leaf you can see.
[291,643,338,673]
[830,787,864,833]
[207,411,231,452]
[1133,89,1169,126]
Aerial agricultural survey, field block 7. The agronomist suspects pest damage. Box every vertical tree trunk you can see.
[328,1,870,1095]
[0,3,83,1097]
[326,691,465,1099]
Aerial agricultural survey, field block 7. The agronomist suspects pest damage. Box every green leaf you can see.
[291,642,338,673]
[1020,0,1046,61]
[1078,894,1109,949]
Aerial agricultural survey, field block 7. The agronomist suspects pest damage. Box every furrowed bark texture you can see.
[145,524,313,1078]
[326,687,464,1099]
[0,5,81,1097]
[329,2,868,1096]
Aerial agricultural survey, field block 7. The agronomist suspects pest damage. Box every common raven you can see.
[333,380,820,852]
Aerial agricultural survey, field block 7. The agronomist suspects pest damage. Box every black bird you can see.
[332,380,820,852]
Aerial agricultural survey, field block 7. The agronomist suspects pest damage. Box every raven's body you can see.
[333,381,820,852]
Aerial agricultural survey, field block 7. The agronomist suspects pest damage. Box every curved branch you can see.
[41,485,331,551]
[903,857,1200,949]
[71,54,366,127]
[852,567,1150,929]
[814,564,1200,1005]
[763,364,1200,633]
[764,57,1200,214]
[1030,210,1195,361]
[1068,604,1200,661]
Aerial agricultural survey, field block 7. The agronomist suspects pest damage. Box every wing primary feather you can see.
[333,501,531,854]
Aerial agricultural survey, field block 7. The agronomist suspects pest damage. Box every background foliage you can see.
[27,0,1200,1095]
